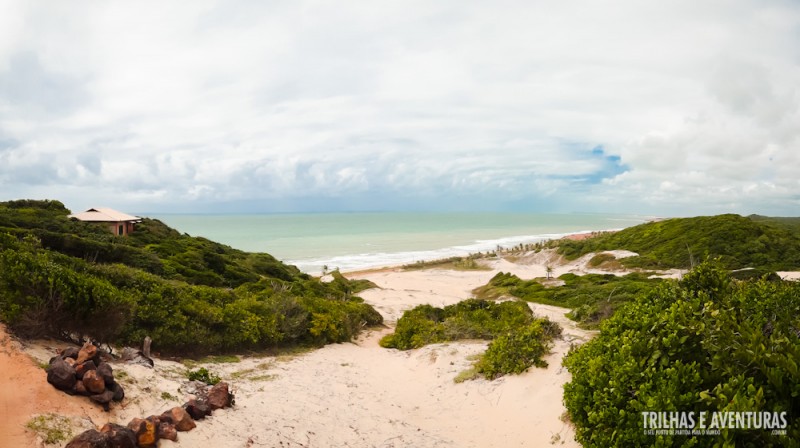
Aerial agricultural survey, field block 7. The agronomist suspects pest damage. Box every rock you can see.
[161,407,196,432]
[120,347,154,368]
[47,357,77,391]
[207,382,233,410]
[64,429,110,448]
[127,417,158,447]
[61,346,80,359]
[83,370,106,394]
[76,342,98,365]
[73,379,89,396]
[184,399,211,420]
[96,362,114,386]
[157,422,178,441]
[75,360,97,380]
[90,389,115,411]
[99,423,137,448]
[182,380,209,398]
[64,357,77,367]
[110,381,125,402]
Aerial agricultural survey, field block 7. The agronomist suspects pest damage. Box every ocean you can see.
[150,212,650,274]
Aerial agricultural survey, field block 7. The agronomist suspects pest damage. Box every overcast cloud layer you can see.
[1,0,798,215]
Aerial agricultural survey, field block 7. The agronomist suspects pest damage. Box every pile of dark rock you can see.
[46,342,125,411]
[64,381,234,447]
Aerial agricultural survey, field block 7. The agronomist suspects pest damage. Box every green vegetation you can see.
[379,299,535,349]
[474,271,663,328]
[26,414,73,444]
[380,299,561,379]
[186,367,221,385]
[182,354,241,367]
[402,254,493,271]
[0,199,382,355]
[563,262,800,447]
[557,214,800,270]
[476,318,562,379]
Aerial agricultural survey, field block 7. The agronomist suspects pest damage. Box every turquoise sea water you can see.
[151,213,651,274]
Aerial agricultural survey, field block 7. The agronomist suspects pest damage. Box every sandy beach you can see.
[6,247,781,447]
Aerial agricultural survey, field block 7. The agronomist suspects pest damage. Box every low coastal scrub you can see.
[0,200,383,355]
[563,262,800,447]
[380,299,561,379]
[474,271,663,328]
[476,318,562,379]
[557,214,800,271]
[402,254,494,271]
[380,299,535,349]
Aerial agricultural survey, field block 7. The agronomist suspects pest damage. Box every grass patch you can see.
[161,391,177,401]
[274,346,315,362]
[250,374,278,381]
[230,361,273,379]
[182,354,241,368]
[26,414,73,445]
[114,369,129,380]
[453,366,481,383]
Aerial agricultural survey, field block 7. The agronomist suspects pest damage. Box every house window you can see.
[118,224,124,235]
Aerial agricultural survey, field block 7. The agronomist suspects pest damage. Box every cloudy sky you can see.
[1,0,798,215]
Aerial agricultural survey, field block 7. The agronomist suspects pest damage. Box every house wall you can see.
[104,221,135,236]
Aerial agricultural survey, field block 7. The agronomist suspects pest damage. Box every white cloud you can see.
[0,0,798,214]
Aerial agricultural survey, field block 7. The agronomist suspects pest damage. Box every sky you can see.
[0,0,798,216]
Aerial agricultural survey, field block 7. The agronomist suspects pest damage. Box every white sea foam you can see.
[286,230,600,274]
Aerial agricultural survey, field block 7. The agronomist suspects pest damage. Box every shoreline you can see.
[321,230,609,277]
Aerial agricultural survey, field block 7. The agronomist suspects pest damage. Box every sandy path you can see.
[162,267,588,447]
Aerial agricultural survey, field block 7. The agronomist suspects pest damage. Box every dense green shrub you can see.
[476,318,562,379]
[380,299,535,349]
[381,298,562,380]
[563,262,800,447]
[0,200,383,355]
[475,271,662,327]
[0,235,133,341]
[557,214,800,271]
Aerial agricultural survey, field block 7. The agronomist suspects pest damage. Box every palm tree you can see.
[545,265,553,279]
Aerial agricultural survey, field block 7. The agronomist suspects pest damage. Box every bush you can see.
[474,271,662,327]
[476,318,562,379]
[381,298,562,381]
[563,261,800,447]
[186,367,221,385]
[380,300,534,349]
